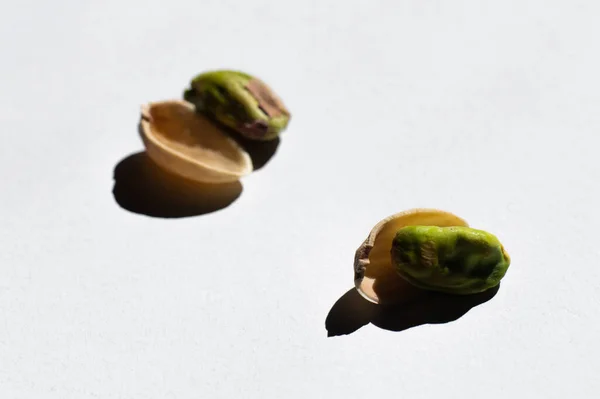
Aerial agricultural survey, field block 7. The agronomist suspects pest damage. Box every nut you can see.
[392,226,510,295]
[139,100,252,184]
[184,70,290,141]
[354,209,510,304]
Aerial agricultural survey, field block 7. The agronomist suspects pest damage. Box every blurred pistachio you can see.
[184,70,290,141]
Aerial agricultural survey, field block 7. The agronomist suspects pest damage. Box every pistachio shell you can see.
[392,226,510,295]
[354,209,469,304]
[140,100,252,184]
[184,70,290,141]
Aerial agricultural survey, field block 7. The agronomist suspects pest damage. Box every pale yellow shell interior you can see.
[140,101,252,184]
[358,209,469,305]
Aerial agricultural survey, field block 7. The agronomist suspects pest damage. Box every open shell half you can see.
[354,208,469,305]
[140,100,252,184]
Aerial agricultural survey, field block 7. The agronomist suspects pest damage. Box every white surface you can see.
[1,1,599,398]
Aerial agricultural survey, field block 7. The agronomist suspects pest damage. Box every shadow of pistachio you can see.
[227,131,280,172]
[325,289,378,337]
[112,151,243,218]
[325,284,500,337]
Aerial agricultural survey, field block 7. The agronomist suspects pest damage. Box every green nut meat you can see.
[184,70,291,141]
[391,226,510,295]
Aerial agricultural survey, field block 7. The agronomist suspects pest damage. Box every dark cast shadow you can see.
[227,130,281,172]
[112,151,243,218]
[326,284,500,337]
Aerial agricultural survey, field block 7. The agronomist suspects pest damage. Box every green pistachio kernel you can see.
[184,70,291,141]
[391,226,510,295]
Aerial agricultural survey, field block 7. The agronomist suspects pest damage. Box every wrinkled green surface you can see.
[184,70,289,141]
[391,226,510,295]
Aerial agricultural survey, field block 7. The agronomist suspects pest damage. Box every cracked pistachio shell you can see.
[184,70,290,141]
[140,100,252,184]
[354,209,469,304]
[392,226,511,295]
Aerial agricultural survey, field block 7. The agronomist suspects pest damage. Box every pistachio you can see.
[139,100,252,184]
[354,209,510,304]
[392,226,510,295]
[184,70,290,141]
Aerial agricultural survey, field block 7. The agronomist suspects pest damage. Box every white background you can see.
[1,1,599,398]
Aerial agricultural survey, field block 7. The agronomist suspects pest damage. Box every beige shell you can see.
[354,208,469,305]
[140,100,252,184]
